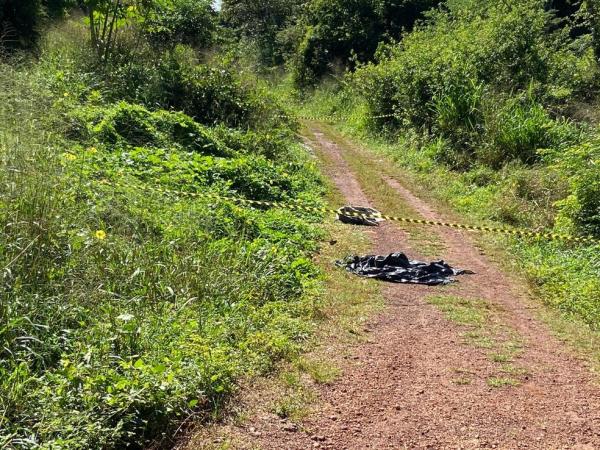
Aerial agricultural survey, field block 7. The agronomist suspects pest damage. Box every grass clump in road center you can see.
[486,377,520,388]
[427,296,491,327]
[427,295,527,387]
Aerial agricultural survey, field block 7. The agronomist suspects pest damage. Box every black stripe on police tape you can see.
[103,180,600,245]
[276,113,399,122]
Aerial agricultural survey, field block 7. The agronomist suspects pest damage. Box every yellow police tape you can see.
[105,179,600,246]
[277,112,399,123]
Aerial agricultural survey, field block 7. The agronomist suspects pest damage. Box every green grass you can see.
[452,377,472,385]
[487,377,520,388]
[426,295,527,386]
[427,296,491,327]
[0,31,326,449]
[296,357,341,384]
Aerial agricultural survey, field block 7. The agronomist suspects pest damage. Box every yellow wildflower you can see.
[88,147,98,154]
[62,153,77,161]
[95,230,107,240]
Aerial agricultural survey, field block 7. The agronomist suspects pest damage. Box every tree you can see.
[142,0,216,49]
[221,0,303,65]
[377,0,442,37]
[83,0,133,60]
[588,0,600,59]
[292,0,442,87]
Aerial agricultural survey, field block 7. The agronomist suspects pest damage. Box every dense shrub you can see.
[68,102,232,156]
[354,2,552,127]
[88,45,288,131]
[587,0,600,59]
[479,94,581,168]
[352,0,596,168]
[142,0,216,49]
[549,135,600,238]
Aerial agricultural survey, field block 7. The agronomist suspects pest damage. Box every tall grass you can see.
[0,24,324,448]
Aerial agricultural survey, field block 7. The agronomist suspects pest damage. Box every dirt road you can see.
[189,123,600,449]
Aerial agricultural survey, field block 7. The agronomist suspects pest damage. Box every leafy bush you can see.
[92,45,288,131]
[292,0,441,87]
[587,0,600,59]
[142,0,216,49]
[352,0,595,169]
[549,135,600,238]
[354,2,554,128]
[68,102,232,156]
[479,94,581,168]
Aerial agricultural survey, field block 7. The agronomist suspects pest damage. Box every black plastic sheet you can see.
[338,252,473,286]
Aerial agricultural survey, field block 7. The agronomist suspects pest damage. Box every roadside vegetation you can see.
[0,2,326,448]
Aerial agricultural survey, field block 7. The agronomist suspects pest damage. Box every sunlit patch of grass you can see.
[427,295,529,384]
[487,376,520,388]
[499,364,530,377]
[271,384,315,421]
[463,330,495,349]
[490,352,513,363]
[427,296,491,327]
[296,357,341,385]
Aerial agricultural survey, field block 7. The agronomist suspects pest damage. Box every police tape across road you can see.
[101,179,600,246]
[276,112,400,123]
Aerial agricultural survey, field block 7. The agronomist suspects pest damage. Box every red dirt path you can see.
[189,124,600,449]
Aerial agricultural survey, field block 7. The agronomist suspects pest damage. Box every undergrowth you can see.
[0,23,324,449]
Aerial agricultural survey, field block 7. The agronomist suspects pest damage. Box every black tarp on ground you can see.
[337,206,383,226]
[338,252,473,285]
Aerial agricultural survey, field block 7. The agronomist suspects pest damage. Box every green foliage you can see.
[515,241,600,329]
[353,0,597,168]
[67,101,233,156]
[222,0,304,66]
[142,0,216,49]
[82,44,289,130]
[83,0,137,60]
[0,15,323,448]
[548,134,600,237]
[355,2,554,127]
[586,0,600,59]
[0,0,43,50]
[293,0,383,86]
[479,94,581,168]
[291,0,441,86]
